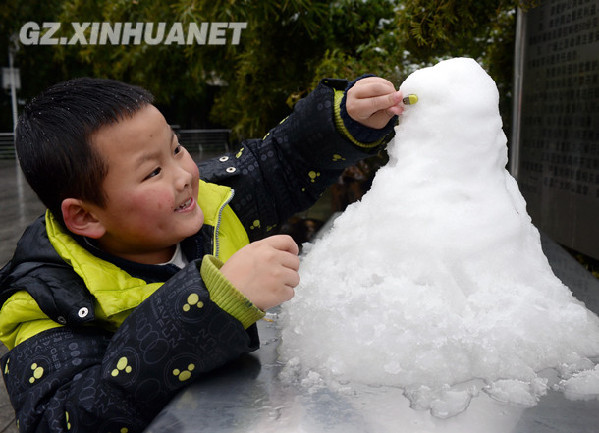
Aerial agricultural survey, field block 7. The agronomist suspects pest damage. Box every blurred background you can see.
[0,0,522,139]
[1,0,597,277]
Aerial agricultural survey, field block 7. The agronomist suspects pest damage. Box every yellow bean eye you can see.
[402,94,418,105]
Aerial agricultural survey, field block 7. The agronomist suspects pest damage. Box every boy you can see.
[0,75,404,432]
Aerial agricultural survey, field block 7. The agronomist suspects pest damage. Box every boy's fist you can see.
[220,235,300,311]
[346,77,405,129]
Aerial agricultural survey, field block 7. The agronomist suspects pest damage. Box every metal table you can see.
[145,234,599,432]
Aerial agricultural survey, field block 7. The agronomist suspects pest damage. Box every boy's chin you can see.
[180,219,204,239]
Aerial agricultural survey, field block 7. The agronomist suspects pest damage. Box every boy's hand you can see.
[346,77,405,129]
[220,235,300,311]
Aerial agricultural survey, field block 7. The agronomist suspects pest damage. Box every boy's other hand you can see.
[220,235,300,311]
[346,77,405,129]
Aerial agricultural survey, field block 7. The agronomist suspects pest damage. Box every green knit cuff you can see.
[333,89,387,149]
[200,255,265,329]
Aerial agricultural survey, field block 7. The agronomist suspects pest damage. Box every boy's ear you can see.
[61,198,106,239]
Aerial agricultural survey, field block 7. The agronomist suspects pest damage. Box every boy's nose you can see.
[174,165,192,191]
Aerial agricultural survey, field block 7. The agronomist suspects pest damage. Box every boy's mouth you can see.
[175,197,193,212]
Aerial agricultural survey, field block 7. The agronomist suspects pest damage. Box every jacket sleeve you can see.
[0,257,261,433]
[199,78,397,241]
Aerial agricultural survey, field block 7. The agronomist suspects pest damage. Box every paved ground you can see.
[0,160,46,267]
[0,160,44,432]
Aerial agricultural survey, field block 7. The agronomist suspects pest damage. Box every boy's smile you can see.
[86,104,203,264]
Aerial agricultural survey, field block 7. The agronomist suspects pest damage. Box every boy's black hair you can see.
[16,77,154,227]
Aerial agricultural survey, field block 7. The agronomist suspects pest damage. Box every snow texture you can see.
[279,57,599,417]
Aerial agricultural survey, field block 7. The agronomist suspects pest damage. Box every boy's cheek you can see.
[129,190,174,215]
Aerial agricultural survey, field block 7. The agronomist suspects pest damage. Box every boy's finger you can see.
[350,88,399,110]
[284,268,300,289]
[350,92,402,120]
[350,77,397,97]
[369,91,403,112]
[386,104,405,116]
[280,251,300,271]
[263,234,300,255]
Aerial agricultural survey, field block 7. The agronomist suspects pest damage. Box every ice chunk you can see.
[558,365,599,401]
[484,378,548,407]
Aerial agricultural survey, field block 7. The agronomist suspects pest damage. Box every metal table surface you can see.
[145,234,599,433]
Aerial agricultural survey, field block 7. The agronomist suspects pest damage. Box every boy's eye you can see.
[174,144,183,155]
[145,167,161,180]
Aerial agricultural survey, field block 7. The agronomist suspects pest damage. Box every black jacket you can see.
[0,79,395,433]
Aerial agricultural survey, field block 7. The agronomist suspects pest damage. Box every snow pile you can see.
[557,358,599,401]
[279,58,599,417]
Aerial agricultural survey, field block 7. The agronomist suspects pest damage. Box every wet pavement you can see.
[0,160,35,433]
[0,160,46,267]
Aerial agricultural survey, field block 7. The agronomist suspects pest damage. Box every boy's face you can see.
[88,104,203,264]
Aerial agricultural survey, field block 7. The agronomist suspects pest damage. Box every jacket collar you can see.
[45,180,234,302]
[0,180,234,322]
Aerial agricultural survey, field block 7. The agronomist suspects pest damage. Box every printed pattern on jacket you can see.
[0,78,396,432]
[2,260,259,432]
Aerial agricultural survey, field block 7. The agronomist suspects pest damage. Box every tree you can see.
[1,0,529,138]
[311,0,526,140]
[0,0,69,129]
